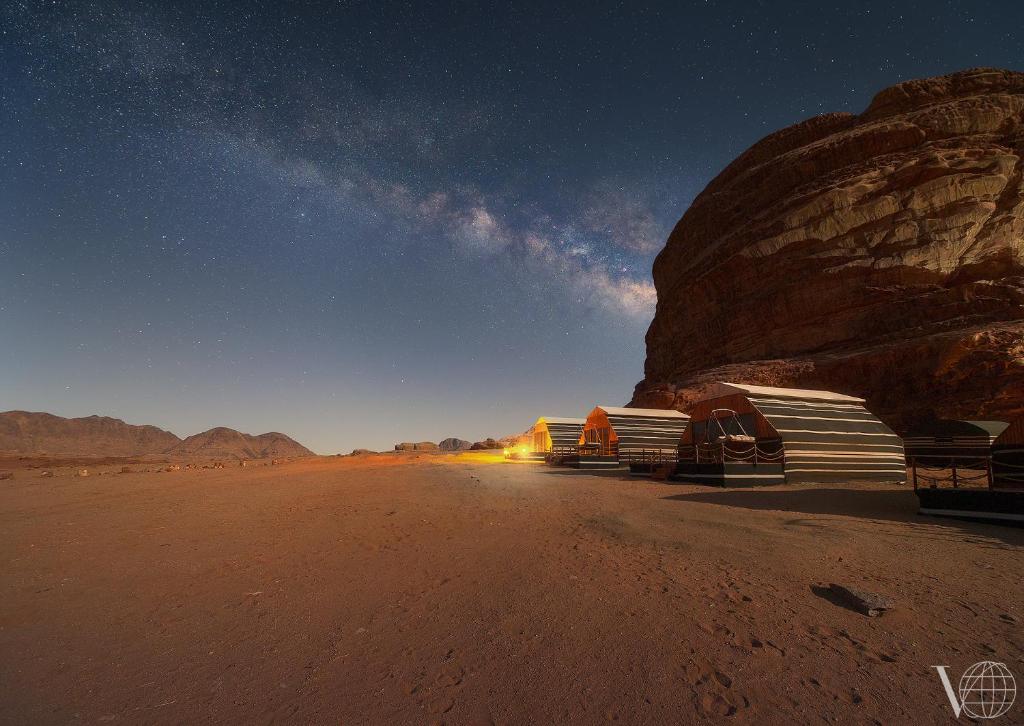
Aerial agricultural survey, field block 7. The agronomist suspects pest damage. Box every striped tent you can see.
[530,416,585,454]
[680,383,905,484]
[904,420,1008,465]
[581,406,690,462]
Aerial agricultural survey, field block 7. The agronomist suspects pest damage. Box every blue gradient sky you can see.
[2,1,1021,453]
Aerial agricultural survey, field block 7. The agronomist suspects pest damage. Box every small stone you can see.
[829,583,894,617]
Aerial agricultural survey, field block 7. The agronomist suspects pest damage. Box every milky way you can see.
[2,1,1020,451]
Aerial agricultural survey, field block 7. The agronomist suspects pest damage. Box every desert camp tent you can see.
[992,415,1024,489]
[912,413,1024,524]
[675,383,906,486]
[904,420,1008,465]
[530,416,585,455]
[915,414,1024,524]
[508,417,585,460]
[576,406,690,468]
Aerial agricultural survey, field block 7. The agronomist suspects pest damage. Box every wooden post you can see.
[951,463,958,489]
[987,456,993,489]
[911,459,917,490]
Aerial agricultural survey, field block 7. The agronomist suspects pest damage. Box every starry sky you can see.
[1,1,1021,453]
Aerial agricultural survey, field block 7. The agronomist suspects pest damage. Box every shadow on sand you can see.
[539,467,633,479]
[661,487,1024,547]
[809,584,865,615]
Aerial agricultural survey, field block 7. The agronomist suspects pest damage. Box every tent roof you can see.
[593,406,690,419]
[703,382,865,404]
[906,420,1009,438]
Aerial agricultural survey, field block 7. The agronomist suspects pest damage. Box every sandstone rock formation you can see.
[470,438,500,450]
[167,427,314,460]
[395,442,439,452]
[438,438,473,451]
[0,411,181,456]
[632,68,1024,432]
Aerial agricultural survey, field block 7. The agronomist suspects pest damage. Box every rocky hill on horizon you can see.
[632,67,1024,432]
[0,411,313,460]
[167,427,314,460]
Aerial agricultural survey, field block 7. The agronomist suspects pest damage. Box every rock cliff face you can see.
[632,68,1024,431]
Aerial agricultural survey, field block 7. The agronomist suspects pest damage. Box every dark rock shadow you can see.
[810,584,864,615]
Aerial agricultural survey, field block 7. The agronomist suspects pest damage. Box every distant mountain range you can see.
[0,411,314,459]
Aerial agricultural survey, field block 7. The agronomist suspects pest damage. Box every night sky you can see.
[2,2,1021,453]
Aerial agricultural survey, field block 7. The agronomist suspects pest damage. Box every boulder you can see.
[828,583,894,617]
[350,448,377,456]
[632,68,1024,432]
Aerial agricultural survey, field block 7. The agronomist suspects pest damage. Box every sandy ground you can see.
[1,453,1021,724]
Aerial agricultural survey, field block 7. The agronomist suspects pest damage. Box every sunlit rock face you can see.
[632,68,1024,432]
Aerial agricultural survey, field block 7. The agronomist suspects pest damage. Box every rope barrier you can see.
[910,455,995,490]
[677,442,784,465]
[914,457,990,472]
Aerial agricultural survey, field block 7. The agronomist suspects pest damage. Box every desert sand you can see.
[1,453,1021,724]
